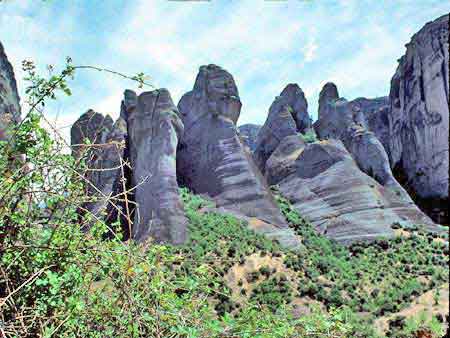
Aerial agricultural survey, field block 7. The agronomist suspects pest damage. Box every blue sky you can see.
[0,0,448,139]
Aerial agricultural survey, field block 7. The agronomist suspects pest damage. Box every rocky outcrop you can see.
[0,41,21,141]
[71,90,188,245]
[253,84,310,173]
[313,83,409,197]
[276,140,437,244]
[238,123,261,151]
[83,118,128,229]
[177,64,300,248]
[351,96,390,152]
[71,110,128,232]
[127,89,188,245]
[71,109,114,159]
[344,124,413,202]
[265,135,306,185]
[388,14,449,223]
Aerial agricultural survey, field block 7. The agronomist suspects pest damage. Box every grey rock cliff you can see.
[313,83,408,197]
[253,84,310,173]
[71,110,127,231]
[351,96,390,152]
[388,14,449,213]
[71,109,114,159]
[84,118,128,228]
[0,41,21,141]
[265,135,306,186]
[127,88,188,244]
[238,123,261,151]
[177,64,300,248]
[276,140,438,244]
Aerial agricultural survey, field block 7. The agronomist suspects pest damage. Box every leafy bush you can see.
[299,130,318,143]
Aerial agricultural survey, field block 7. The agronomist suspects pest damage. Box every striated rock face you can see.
[177,64,300,248]
[265,135,305,186]
[71,90,188,245]
[127,89,188,245]
[253,84,310,173]
[388,14,449,222]
[277,140,437,244]
[238,123,261,151]
[0,41,21,141]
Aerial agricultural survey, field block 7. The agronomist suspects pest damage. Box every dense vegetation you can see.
[0,61,448,337]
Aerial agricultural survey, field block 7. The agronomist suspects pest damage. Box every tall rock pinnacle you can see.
[177,64,300,248]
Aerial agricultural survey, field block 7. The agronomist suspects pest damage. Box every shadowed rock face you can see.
[388,14,449,218]
[71,109,114,159]
[83,118,128,228]
[351,96,390,152]
[0,41,21,141]
[277,140,438,244]
[253,84,310,173]
[71,90,188,245]
[265,135,306,186]
[177,64,300,248]
[238,123,261,151]
[344,124,413,203]
[127,89,188,245]
[71,111,127,232]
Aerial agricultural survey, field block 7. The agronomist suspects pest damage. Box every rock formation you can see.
[275,139,437,244]
[71,90,188,245]
[265,135,306,185]
[56,14,446,244]
[255,79,439,243]
[177,64,300,248]
[0,41,21,141]
[388,14,449,223]
[313,83,411,199]
[71,109,114,159]
[71,110,128,233]
[253,84,311,173]
[351,96,390,152]
[127,89,188,245]
[237,123,261,151]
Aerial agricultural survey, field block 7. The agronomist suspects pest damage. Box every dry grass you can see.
[374,283,449,334]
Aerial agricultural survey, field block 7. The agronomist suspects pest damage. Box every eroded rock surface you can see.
[313,83,408,197]
[0,41,21,141]
[127,89,188,244]
[71,110,127,230]
[177,64,299,248]
[265,135,306,186]
[83,118,128,228]
[238,123,261,151]
[277,140,437,244]
[71,109,114,159]
[254,84,310,173]
[352,96,390,152]
[388,14,449,222]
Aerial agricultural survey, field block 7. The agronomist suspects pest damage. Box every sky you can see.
[0,0,448,140]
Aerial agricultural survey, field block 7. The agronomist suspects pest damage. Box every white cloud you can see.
[303,38,318,62]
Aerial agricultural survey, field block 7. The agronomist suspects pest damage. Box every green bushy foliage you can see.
[299,130,318,143]
[274,192,449,337]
